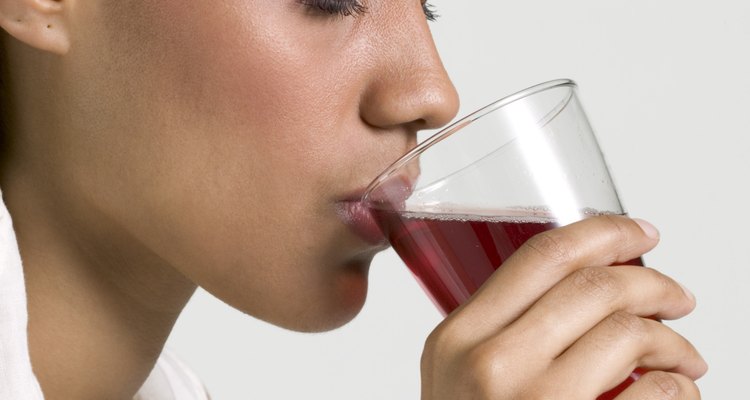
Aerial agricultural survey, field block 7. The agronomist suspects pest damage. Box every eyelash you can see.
[298,0,439,22]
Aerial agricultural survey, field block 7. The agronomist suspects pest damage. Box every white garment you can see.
[0,189,209,399]
[0,191,43,400]
[135,349,211,400]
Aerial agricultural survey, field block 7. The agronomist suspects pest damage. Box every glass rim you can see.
[362,78,578,202]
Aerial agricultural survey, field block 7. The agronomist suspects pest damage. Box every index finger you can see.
[453,215,660,339]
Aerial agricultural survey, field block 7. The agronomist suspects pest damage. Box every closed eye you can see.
[298,0,439,21]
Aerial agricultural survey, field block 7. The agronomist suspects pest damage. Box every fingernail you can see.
[633,218,660,239]
[677,280,696,302]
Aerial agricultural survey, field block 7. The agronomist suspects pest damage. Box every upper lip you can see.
[337,186,371,204]
[354,172,417,208]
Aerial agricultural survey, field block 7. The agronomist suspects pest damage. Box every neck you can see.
[0,167,196,399]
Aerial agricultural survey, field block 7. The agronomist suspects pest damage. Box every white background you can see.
[167,1,750,398]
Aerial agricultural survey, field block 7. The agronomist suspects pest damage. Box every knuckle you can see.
[459,335,525,394]
[423,325,451,355]
[646,267,674,290]
[641,371,693,399]
[652,269,686,300]
[523,230,576,266]
[643,268,696,310]
[651,371,681,398]
[600,214,630,241]
[423,318,465,359]
[570,267,622,302]
[599,214,632,260]
[604,311,648,340]
[462,343,507,386]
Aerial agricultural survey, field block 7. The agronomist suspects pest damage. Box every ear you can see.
[0,0,70,55]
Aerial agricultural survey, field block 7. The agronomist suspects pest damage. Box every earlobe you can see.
[0,0,69,55]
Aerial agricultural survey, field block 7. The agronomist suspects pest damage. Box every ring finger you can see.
[615,371,701,400]
[548,313,706,398]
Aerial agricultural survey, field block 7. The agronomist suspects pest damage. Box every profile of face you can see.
[0,0,458,331]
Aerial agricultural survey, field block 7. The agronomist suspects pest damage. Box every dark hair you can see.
[0,39,5,155]
[0,35,12,163]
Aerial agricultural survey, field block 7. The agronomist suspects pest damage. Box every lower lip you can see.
[336,200,388,246]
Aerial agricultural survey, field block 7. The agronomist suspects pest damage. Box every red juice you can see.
[372,209,644,399]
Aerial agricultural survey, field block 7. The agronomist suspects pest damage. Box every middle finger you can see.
[501,265,695,358]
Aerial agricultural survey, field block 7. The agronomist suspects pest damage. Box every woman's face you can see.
[55,0,458,331]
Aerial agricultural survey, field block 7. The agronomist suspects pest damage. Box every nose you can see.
[359,7,460,131]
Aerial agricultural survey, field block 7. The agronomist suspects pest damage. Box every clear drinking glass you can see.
[362,79,644,399]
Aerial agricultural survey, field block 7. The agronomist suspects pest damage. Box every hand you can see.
[420,215,707,399]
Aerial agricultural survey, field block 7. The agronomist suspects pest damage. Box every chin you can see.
[280,260,371,333]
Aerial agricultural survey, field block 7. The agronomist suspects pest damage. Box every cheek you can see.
[147,2,359,173]
[95,2,374,328]
[148,3,329,115]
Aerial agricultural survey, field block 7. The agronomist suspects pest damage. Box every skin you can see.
[0,0,705,399]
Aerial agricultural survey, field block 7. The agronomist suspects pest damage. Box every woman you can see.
[0,0,706,399]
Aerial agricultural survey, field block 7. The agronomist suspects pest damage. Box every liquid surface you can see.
[375,210,560,314]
